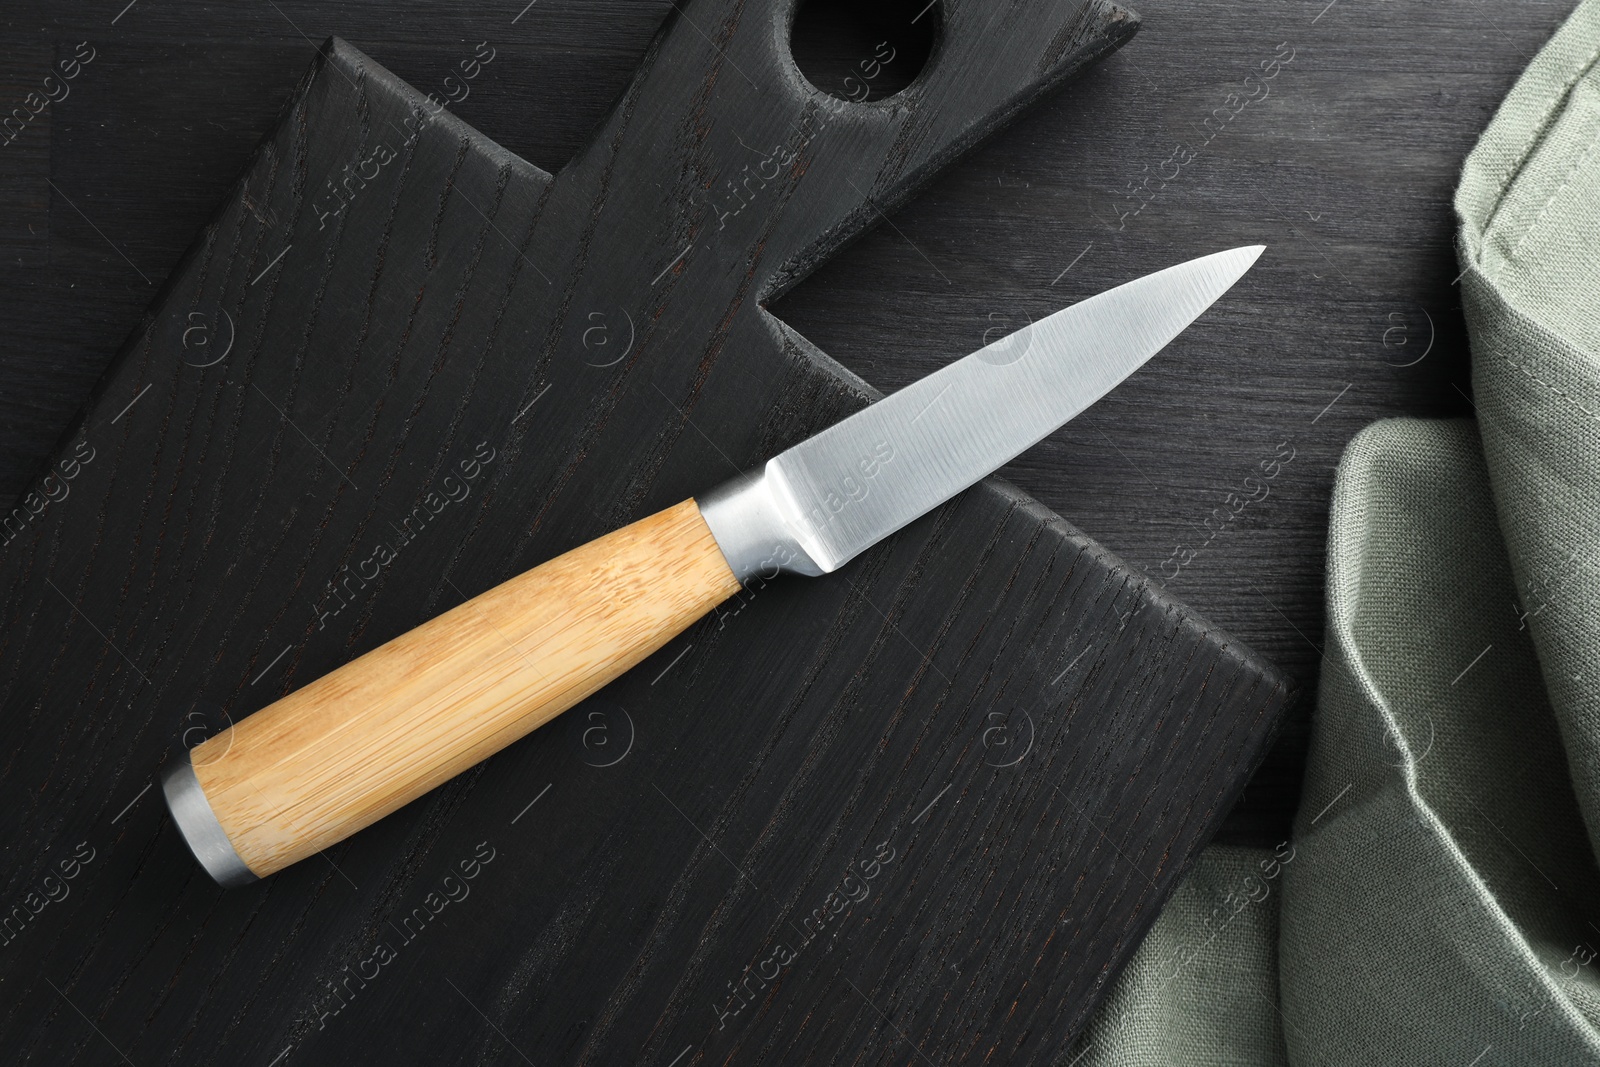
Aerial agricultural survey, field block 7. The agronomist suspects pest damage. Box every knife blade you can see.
[700,244,1265,580]
[162,245,1263,886]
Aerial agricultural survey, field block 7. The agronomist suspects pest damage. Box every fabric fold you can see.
[1457,0,1600,868]
[1278,418,1600,1064]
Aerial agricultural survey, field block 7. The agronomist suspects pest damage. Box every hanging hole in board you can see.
[789,0,941,103]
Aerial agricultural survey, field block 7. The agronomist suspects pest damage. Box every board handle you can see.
[162,499,741,885]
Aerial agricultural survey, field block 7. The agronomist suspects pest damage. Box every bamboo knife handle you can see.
[163,499,741,885]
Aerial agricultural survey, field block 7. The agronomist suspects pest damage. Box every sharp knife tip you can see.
[1202,244,1266,290]
[1229,243,1267,265]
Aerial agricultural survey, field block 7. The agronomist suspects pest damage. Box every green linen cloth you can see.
[1061,2,1600,1062]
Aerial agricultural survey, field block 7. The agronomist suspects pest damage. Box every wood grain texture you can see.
[195,498,740,877]
[0,5,1303,1066]
[0,0,1564,850]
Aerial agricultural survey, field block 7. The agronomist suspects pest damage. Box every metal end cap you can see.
[161,756,259,889]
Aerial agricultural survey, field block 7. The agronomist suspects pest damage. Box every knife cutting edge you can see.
[162,245,1264,887]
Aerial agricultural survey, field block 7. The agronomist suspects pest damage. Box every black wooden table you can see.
[0,0,1572,1058]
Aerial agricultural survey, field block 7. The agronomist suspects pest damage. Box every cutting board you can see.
[0,2,1293,1063]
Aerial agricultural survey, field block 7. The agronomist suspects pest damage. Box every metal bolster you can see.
[161,755,259,889]
[696,466,826,583]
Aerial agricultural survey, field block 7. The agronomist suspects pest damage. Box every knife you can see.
[162,245,1263,887]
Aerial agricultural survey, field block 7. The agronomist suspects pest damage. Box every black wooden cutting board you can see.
[0,2,1293,1063]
